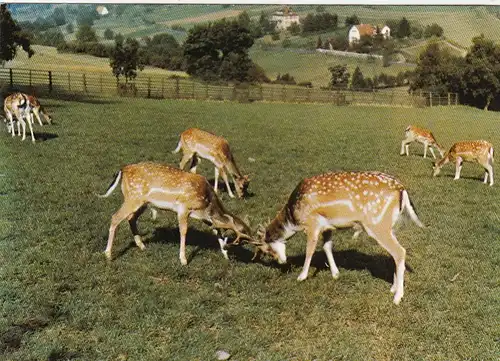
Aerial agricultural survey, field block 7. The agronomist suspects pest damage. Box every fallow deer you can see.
[173,128,250,198]
[3,92,35,143]
[26,94,52,126]
[433,140,494,186]
[401,125,445,159]
[98,162,253,263]
[251,171,425,305]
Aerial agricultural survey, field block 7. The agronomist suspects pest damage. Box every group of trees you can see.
[410,35,500,110]
[327,64,413,90]
[386,17,444,40]
[301,12,338,34]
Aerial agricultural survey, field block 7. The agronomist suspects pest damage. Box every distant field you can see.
[400,39,467,63]
[1,97,499,360]
[250,48,415,87]
[4,45,188,78]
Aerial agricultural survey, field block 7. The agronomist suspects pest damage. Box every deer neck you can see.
[266,207,298,243]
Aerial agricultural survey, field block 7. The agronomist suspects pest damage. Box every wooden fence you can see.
[0,68,458,108]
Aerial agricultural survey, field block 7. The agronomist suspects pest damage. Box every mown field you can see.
[0,97,499,360]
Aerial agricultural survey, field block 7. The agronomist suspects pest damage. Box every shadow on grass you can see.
[34,132,58,142]
[0,318,49,354]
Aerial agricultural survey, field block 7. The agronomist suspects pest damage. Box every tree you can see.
[345,15,360,28]
[328,64,350,89]
[424,23,444,38]
[397,17,411,38]
[462,35,500,110]
[110,36,145,83]
[287,22,301,36]
[237,11,251,30]
[52,7,66,26]
[351,66,366,89]
[316,36,323,49]
[0,4,34,65]
[182,19,255,82]
[141,33,182,70]
[36,28,66,47]
[104,28,114,40]
[76,23,98,43]
[66,22,74,34]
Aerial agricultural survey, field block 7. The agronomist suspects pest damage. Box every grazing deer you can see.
[251,171,425,305]
[433,140,494,186]
[173,128,250,198]
[98,162,253,263]
[401,125,445,159]
[26,94,52,126]
[3,92,35,142]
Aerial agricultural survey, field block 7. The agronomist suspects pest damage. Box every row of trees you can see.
[326,64,413,90]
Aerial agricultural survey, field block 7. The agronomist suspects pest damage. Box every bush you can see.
[271,32,280,41]
[297,81,313,88]
[424,23,444,38]
[273,73,296,85]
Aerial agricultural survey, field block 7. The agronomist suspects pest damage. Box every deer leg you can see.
[220,169,235,198]
[32,109,43,126]
[401,139,411,155]
[423,142,428,158]
[128,211,146,251]
[405,144,410,156]
[297,224,321,281]
[365,226,406,305]
[454,157,463,180]
[179,152,193,170]
[322,230,339,279]
[214,167,220,193]
[484,163,494,186]
[177,209,189,265]
[429,146,437,159]
[188,154,199,173]
[26,112,36,143]
[352,223,363,239]
[105,201,143,260]
[6,113,15,137]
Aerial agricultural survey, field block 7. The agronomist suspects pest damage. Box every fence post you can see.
[175,78,180,99]
[260,84,263,101]
[100,74,103,93]
[205,83,209,99]
[192,81,195,99]
[68,72,71,91]
[147,77,151,98]
[9,68,13,88]
[282,85,286,102]
[161,78,165,98]
[82,73,87,93]
[232,85,237,101]
[455,93,458,106]
[48,71,53,93]
[447,93,451,106]
[429,92,432,107]
[29,70,32,87]
[116,77,119,95]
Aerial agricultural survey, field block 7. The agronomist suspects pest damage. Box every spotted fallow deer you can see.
[26,94,52,126]
[172,128,250,198]
[98,162,253,263]
[251,171,425,305]
[3,92,35,143]
[433,140,494,186]
[401,125,445,159]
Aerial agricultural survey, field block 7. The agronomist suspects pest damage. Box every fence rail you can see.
[0,68,459,108]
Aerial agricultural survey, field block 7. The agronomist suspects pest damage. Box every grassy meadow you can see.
[0,96,499,360]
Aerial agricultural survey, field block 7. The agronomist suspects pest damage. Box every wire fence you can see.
[0,68,459,108]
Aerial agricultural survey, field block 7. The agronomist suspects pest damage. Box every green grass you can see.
[1,97,499,360]
[250,47,415,87]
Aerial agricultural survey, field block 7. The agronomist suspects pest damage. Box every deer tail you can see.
[97,170,122,198]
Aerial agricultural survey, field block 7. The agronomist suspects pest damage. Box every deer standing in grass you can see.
[3,92,35,142]
[26,94,52,127]
[433,140,494,186]
[401,125,445,159]
[173,128,250,198]
[252,171,424,305]
[98,162,253,263]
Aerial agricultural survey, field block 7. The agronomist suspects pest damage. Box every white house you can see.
[348,24,390,44]
[271,6,300,31]
[96,6,109,16]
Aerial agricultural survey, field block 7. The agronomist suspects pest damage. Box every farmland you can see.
[0,97,499,360]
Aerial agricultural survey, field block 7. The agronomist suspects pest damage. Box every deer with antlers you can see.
[173,128,250,198]
[400,125,445,159]
[251,171,424,305]
[3,92,35,142]
[98,162,253,263]
[433,140,494,186]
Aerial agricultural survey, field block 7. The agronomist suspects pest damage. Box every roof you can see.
[273,6,298,17]
[355,24,376,36]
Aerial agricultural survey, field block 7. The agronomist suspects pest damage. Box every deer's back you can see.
[450,140,492,161]
[181,128,231,161]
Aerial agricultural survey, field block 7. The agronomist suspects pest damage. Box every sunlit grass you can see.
[0,97,499,360]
